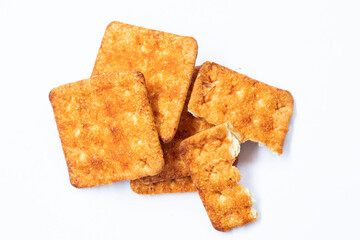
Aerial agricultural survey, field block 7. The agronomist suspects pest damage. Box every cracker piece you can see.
[49,71,164,188]
[130,176,196,195]
[139,67,213,184]
[188,62,294,154]
[92,21,198,143]
[179,123,257,232]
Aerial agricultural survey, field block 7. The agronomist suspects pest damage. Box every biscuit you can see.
[179,123,257,232]
[138,67,213,184]
[188,62,294,154]
[130,176,196,195]
[92,21,198,143]
[49,71,164,188]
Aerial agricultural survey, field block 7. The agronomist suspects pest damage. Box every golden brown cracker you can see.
[180,123,257,232]
[49,71,164,188]
[188,62,294,154]
[139,67,213,184]
[92,21,198,143]
[130,177,196,195]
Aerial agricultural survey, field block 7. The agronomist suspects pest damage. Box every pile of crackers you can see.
[49,21,294,232]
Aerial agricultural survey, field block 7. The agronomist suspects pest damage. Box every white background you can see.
[1,0,360,239]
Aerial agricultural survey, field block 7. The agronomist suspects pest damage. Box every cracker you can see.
[179,123,257,232]
[188,62,294,154]
[139,67,213,184]
[92,21,198,143]
[130,176,196,195]
[134,157,239,195]
[49,71,164,188]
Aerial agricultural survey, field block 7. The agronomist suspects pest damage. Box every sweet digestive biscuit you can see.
[139,66,213,184]
[179,123,257,232]
[188,62,294,154]
[130,176,196,195]
[49,71,164,188]
[92,21,198,143]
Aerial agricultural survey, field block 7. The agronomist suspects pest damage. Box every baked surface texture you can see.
[130,176,196,195]
[188,62,294,154]
[139,67,213,184]
[180,123,257,232]
[92,21,198,143]
[49,71,164,188]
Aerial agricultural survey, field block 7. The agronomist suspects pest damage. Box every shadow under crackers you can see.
[236,141,259,191]
[233,141,261,230]
[281,100,297,158]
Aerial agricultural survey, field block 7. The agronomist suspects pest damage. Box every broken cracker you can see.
[92,21,198,143]
[188,62,294,154]
[134,157,240,195]
[132,157,240,195]
[138,66,213,184]
[180,123,257,232]
[130,176,196,195]
[49,71,164,188]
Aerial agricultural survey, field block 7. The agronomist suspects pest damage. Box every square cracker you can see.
[92,21,198,143]
[49,71,164,188]
[188,62,294,154]
[138,66,213,184]
[130,176,196,195]
[179,123,257,232]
